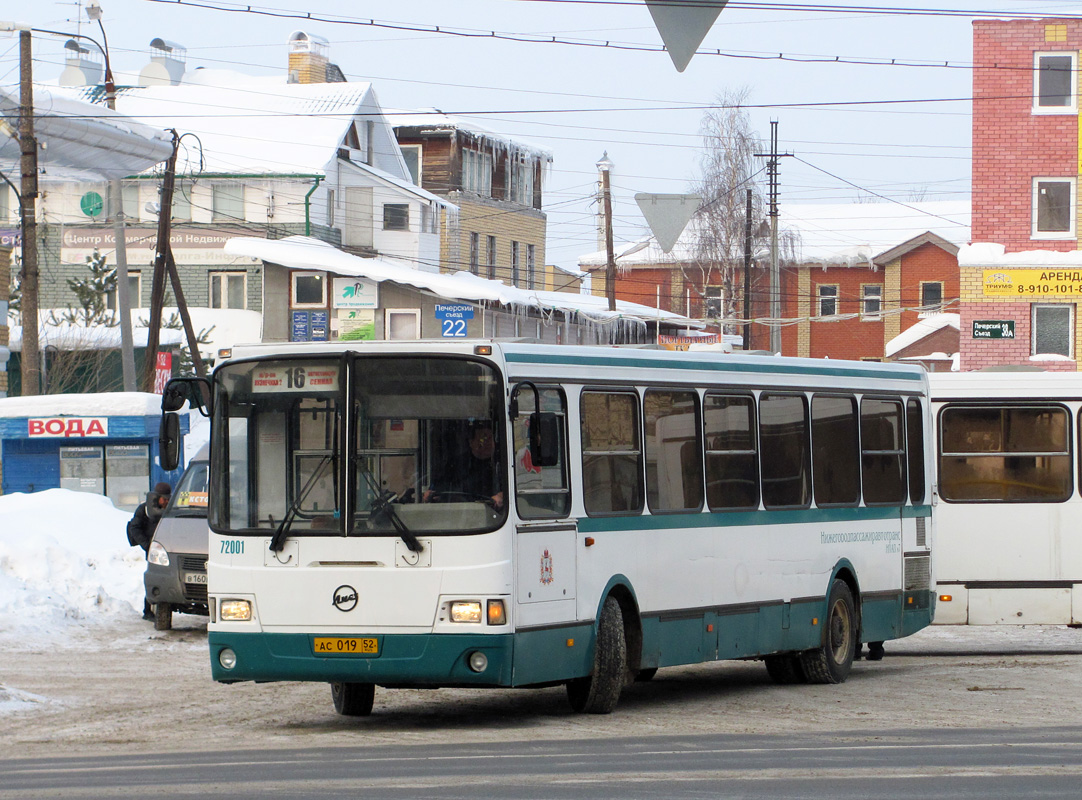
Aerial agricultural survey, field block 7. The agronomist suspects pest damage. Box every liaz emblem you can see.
[540,549,554,585]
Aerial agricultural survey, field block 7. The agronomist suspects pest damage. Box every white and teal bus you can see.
[160,341,935,716]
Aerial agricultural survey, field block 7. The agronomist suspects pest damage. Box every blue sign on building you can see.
[292,311,310,342]
[435,304,474,338]
[310,310,329,342]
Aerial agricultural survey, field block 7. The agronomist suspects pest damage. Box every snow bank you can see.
[0,489,146,646]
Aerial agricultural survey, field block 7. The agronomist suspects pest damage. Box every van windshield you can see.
[164,461,210,518]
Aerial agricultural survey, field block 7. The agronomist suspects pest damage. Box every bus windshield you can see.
[210,356,507,536]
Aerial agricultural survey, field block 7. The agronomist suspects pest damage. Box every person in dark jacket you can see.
[127,482,172,620]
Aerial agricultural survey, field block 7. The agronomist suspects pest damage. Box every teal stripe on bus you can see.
[578,505,932,533]
[504,351,925,382]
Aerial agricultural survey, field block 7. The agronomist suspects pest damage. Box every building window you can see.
[171,182,192,222]
[291,271,327,308]
[212,184,245,222]
[462,149,493,197]
[818,284,838,317]
[1034,51,1077,113]
[469,232,480,275]
[400,144,422,185]
[705,286,722,319]
[509,157,535,206]
[1033,178,1075,238]
[486,235,497,280]
[210,271,247,309]
[1033,304,1073,357]
[121,183,140,221]
[383,203,409,231]
[106,271,141,311]
[920,282,943,313]
[862,284,883,318]
[385,308,420,340]
[511,241,521,286]
[527,244,537,289]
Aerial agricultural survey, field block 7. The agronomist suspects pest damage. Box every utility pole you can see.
[597,152,616,313]
[18,29,40,395]
[142,130,206,392]
[755,121,792,355]
[742,188,753,351]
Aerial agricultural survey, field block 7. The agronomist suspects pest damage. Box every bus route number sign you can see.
[436,304,474,338]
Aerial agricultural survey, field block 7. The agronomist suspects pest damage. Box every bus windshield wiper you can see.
[269,454,334,552]
[357,464,423,553]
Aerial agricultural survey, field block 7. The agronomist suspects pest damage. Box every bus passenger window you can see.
[704,394,759,511]
[906,399,926,504]
[514,388,571,519]
[939,405,1070,502]
[581,391,643,515]
[861,398,906,505]
[644,390,703,513]
[811,395,859,507]
[759,394,810,509]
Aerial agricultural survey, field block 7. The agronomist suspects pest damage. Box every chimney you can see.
[58,40,103,87]
[288,30,344,83]
[138,39,186,86]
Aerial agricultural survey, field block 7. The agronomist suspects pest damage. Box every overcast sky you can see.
[2,1,1076,271]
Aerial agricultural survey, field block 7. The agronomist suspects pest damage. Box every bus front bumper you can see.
[208,631,515,687]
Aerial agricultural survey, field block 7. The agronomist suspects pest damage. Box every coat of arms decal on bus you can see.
[540,549,554,585]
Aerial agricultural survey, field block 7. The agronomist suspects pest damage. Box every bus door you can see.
[512,388,577,628]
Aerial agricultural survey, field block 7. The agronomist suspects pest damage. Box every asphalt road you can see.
[5,726,1082,799]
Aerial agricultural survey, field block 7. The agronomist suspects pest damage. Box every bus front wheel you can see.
[800,579,856,685]
[567,596,626,714]
[331,682,375,716]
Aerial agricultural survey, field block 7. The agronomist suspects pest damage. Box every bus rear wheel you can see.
[567,596,626,714]
[800,579,856,684]
[331,682,375,716]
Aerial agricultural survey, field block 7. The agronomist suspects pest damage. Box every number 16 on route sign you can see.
[436,304,474,337]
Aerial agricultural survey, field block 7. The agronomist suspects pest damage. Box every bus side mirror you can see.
[159,412,181,471]
[529,412,560,467]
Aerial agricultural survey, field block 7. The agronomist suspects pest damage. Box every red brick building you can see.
[962,19,1082,371]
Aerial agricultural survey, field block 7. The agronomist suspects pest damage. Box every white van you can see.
[144,444,209,630]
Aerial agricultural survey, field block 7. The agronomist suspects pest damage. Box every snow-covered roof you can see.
[0,391,177,418]
[959,243,1082,267]
[389,108,553,162]
[885,313,959,358]
[60,74,382,176]
[785,201,970,266]
[0,88,173,181]
[224,235,700,327]
[7,320,184,352]
[579,200,972,269]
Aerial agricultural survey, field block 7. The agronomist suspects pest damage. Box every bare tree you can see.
[687,88,766,331]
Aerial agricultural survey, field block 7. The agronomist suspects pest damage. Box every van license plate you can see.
[183,573,208,585]
[313,637,379,655]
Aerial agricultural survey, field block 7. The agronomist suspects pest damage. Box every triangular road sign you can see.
[635,193,701,253]
[646,0,727,72]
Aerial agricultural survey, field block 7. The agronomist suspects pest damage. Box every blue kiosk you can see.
[0,393,188,511]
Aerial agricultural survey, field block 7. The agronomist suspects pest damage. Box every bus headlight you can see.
[147,541,170,567]
[450,601,482,623]
[220,599,252,621]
